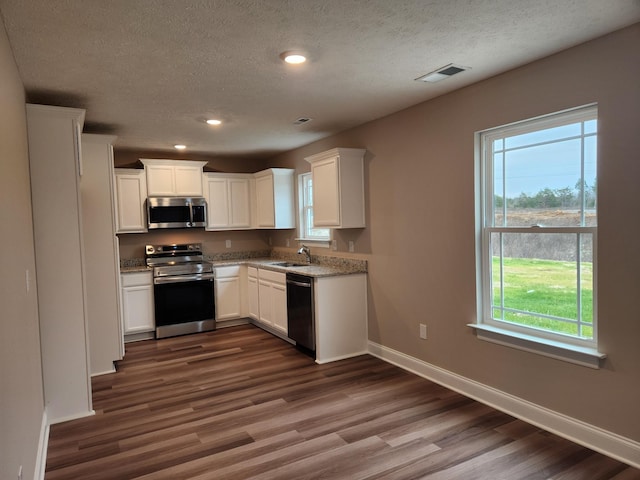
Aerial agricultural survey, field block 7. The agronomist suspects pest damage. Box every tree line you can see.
[495,180,596,209]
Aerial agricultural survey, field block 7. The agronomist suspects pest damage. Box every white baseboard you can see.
[216,318,250,328]
[248,319,295,345]
[35,410,49,480]
[48,409,95,426]
[368,341,640,469]
[91,368,116,377]
[315,350,370,365]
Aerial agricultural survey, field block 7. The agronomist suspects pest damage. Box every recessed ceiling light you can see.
[174,144,186,150]
[280,51,307,64]
[415,63,470,83]
[206,119,222,125]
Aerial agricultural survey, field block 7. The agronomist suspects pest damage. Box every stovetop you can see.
[145,243,213,275]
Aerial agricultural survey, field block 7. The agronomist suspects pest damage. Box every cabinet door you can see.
[215,276,241,320]
[122,285,154,333]
[115,171,147,233]
[255,174,275,228]
[205,177,230,228]
[228,178,252,228]
[248,275,259,320]
[258,279,272,325]
[271,281,288,335]
[174,165,203,196]
[311,156,341,226]
[146,165,175,196]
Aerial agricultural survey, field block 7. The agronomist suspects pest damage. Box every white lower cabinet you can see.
[272,280,288,334]
[248,267,260,320]
[214,266,242,321]
[255,268,287,335]
[245,265,368,364]
[314,273,368,364]
[121,271,154,337]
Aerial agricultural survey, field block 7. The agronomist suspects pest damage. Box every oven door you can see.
[154,278,215,338]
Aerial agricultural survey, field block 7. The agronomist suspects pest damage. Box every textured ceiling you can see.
[1,0,639,160]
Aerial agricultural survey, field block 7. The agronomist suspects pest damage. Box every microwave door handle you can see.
[188,201,193,227]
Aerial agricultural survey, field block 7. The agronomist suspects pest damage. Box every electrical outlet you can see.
[419,324,427,339]
[348,240,354,252]
[225,239,231,248]
[331,240,337,250]
[286,238,290,247]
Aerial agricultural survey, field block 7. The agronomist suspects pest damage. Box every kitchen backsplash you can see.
[121,249,367,272]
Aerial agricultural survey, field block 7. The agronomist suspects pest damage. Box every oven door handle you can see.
[154,274,215,284]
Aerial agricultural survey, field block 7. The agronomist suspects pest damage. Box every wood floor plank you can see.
[45,325,640,479]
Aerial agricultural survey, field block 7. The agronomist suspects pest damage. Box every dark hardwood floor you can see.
[45,325,639,479]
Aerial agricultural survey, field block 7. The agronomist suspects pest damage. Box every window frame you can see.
[471,104,606,368]
[297,172,332,247]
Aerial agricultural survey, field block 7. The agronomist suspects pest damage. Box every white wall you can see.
[0,20,46,480]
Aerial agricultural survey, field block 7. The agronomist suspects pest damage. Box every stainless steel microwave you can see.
[147,197,207,229]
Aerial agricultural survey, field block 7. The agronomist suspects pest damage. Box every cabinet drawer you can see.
[121,271,152,287]
[258,268,285,284]
[248,266,258,278]
[215,265,241,278]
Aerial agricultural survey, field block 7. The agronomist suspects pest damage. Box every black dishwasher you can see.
[286,273,315,355]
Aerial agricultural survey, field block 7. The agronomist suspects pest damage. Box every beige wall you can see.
[267,24,640,442]
[0,21,45,480]
[114,148,267,173]
[118,229,270,260]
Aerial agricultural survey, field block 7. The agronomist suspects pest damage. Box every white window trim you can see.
[472,104,606,367]
[467,323,606,369]
[297,172,332,247]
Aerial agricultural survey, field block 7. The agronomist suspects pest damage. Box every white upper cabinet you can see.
[305,148,366,228]
[141,159,207,197]
[114,169,147,233]
[203,173,252,230]
[254,168,295,229]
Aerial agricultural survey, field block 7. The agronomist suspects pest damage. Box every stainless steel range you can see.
[146,243,216,339]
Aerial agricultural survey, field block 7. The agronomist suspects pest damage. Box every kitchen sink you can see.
[269,262,309,267]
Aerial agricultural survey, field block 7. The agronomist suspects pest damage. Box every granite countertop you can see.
[120,253,367,278]
[217,258,367,278]
[120,265,153,273]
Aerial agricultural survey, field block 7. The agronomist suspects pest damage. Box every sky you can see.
[493,120,597,198]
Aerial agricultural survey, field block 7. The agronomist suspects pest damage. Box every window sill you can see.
[467,324,606,369]
[295,238,332,249]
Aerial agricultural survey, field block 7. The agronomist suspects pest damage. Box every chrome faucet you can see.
[298,245,311,264]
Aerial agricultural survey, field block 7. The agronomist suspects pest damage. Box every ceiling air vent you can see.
[293,117,312,125]
[415,63,470,83]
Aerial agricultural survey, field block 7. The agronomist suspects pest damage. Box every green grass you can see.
[492,257,593,338]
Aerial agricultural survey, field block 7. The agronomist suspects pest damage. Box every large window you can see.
[475,105,602,365]
[298,173,330,243]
